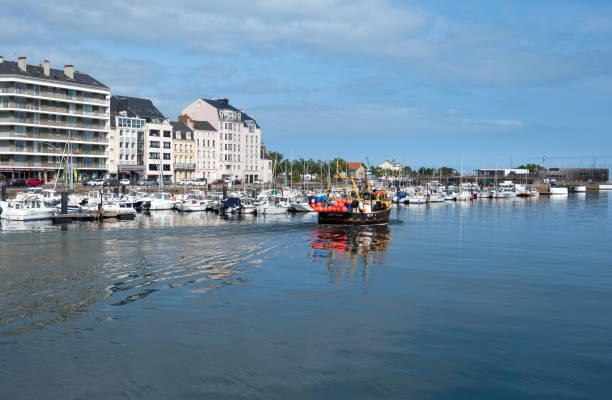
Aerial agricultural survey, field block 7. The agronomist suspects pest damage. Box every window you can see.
[149,130,160,137]
[150,152,159,159]
[163,153,170,160]
[163,130,171,138]
[163,142,170,149]
[150,141,160,148]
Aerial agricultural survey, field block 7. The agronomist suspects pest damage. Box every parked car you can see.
[193,178,207,186]
[82,179,94,186]
[177,179,193,186]
[119,178,130,186]
[163,178,173,186]
[212,179,227,185]
[92,178,106,186]
[7,179,27,188]
[25,178,43,186]
[254,180,264,185]
[104,179,121,187]
[137,178,157,186]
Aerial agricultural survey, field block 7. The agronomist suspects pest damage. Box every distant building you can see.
[0,56,110,183]
[546,168,609,183]
[171,121,195,182]
[378,160,401,172]
[475,168,529,178]
[181,98,267,183]
[348,162,367,179]
[109,95,173,182]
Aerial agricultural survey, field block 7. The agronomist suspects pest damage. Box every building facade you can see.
[171,121,195,181]
[181,98,267,183]
[109,95,174,183]
[348,162,367,179]
[0,56,110,183]
[179,116,218,181]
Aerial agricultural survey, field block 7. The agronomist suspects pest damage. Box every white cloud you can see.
[458,118,523,128]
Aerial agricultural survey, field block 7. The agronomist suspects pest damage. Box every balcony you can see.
[0,116,107,131]
[0,160,107,169]
[0,145,107,157]
[0,88,109,105]
[173,162,197,169]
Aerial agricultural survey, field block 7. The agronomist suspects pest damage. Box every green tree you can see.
[516,164,546,173]
[438,166,457,176]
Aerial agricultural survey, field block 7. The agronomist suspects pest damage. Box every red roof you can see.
[348,162,364,170]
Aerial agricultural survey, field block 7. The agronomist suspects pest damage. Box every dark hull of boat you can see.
[317,208,391,225]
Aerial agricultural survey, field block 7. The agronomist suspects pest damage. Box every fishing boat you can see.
[315,168,392,225]
[0,198,55,221]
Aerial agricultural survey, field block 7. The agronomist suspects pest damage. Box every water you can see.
[1,194,611,399]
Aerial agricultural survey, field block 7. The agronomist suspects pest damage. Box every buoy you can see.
[316,202,322,208]
[342,207,347,212]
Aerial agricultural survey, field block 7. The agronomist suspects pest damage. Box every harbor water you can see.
[1,193,611,399]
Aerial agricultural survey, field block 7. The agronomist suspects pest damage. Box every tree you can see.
[438,167,456,176]
[516,164,546,173]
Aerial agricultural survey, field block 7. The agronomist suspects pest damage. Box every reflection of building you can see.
[109,96,173,182]
[0,56,110,183]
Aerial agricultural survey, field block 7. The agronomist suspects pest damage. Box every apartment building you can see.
[171,121,195,181]
[0,56,110,183]
[181,98,267,183]
[178,115,217,181]
[109,95,174,183]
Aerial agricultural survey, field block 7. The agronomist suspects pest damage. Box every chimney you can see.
[43,60,50,77]
[18,57,27,72]
[64,65,74,79]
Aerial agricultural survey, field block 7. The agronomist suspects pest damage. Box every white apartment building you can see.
[109,96,173,183]
[181,98,270,183]
[0,56,110,183]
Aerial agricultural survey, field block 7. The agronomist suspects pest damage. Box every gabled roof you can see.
[170,121,192,133]
[110,95,165,119]
[348,162,365,170]
[201,98,240,112]
[0,59,108,89]
[241,112,261,128]
[201,98,260,128]
[193,120,217,131]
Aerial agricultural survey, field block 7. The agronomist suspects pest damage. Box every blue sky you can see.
[1,0,611,169]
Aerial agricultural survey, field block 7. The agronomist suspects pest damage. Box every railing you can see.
[0,131,106,143]
[173,163,197,169]
[0,88,108,105]
[0,146,107,157]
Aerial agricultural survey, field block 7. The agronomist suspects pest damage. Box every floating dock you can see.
[51,210,135,223]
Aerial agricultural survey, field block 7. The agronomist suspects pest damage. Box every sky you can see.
[1,0,611,169]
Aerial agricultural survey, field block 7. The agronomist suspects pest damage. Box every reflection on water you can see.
[1,193,611,400]
[0,221,277,336]
[310,225,391,287]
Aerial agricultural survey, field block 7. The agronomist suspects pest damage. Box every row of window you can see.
[117,117,146,128]
[149,130,171,138]
[149,141,171,149]
[149,152,171,160]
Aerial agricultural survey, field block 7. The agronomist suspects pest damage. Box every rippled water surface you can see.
[1,194,611,399]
